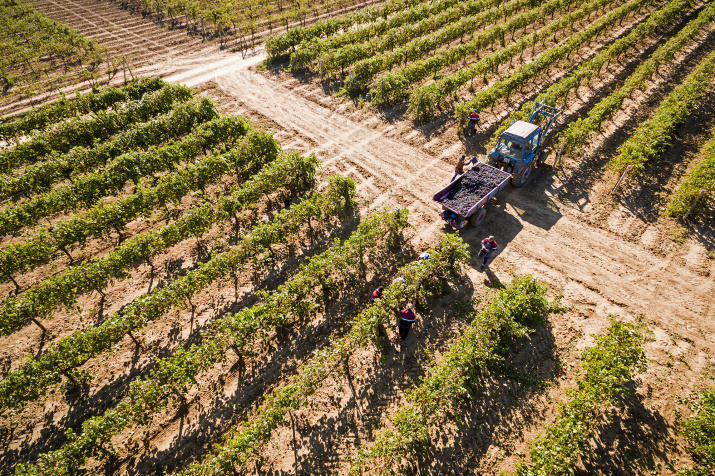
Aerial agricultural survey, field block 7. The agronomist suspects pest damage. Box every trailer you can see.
[433,161,511,228]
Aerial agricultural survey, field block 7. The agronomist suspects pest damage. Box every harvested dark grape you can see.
[439,163,510,216]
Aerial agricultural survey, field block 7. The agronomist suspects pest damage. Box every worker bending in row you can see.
[464,109,481,137]
[479,235,498,270]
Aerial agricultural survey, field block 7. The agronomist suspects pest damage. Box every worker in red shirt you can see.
[464,109,481,136]
[371,286,384,303]
[398,303,416,341]
[478,235,497,270]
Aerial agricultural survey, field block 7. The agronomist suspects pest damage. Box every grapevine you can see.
[665,126,715,218]
[343,0,546,97]
[0,83,193,174]
[288,0,465,71]
[679,386,715,476]
[15,209,411,476]
[514,320,647,476]
[453,0,654,124]
[0,78,166,144]
[350,274,564,474]
[606,48,715,176]
[0,99,232,237]
[486,0,695,149]
[0,0,109,101]
[0,174,353,415]
[557,1,715,158]
[298,0,509,76]
[179,233,470,476]
[0,96,216,200]
[0,117,256,290]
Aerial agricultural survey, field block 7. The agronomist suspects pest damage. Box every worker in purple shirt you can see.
[398,303,417,340]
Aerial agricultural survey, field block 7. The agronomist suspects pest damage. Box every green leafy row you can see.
[342,0,544,97]
[350,274,563,475]
[407,0,624,119]
[0,83,193,174]
[179,232,470,476]
[487,0,694,149]
[453,0,653,123]
[0,99,232,237]
[666,126,715,218]
[605,47,715,175]
[0,78,165,144]
[15,208,411,476]
[679,385,715,475]
[297,0,510,75]
[0,117,256,291]
[514,319,647,475]
[0,95,216,201]
[288,0,466,71]
[0,130,283,333]
[0,174,352,416]
[371,0,581,106]
[557,1,715,157]
[266,0,425,61]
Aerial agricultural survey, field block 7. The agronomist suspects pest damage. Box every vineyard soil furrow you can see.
[2,0,715,474]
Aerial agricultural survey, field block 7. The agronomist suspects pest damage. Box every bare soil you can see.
[1,1,714,475]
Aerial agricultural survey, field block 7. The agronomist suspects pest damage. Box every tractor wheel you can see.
[469,208,487,227]
[511,160,535,187]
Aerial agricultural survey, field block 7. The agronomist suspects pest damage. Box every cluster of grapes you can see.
[441,164,507,215]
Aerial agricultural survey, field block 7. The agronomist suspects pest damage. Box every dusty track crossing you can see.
[3,0,715,474]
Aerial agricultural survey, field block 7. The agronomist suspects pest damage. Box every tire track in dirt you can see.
[208,61,715,338]
[33,0,164,50]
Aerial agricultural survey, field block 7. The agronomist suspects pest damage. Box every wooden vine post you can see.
[612,164,632,195]
[683,189,706,221]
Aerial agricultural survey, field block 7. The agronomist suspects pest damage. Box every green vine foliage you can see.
[0,172,352,416]
[680,387,715,475]
[453,0,652,124]
[666,126,715,218]
[311,0,519,80]
[0,0,107,100]
[0,94,216,200]
[266,0,424,61]
[0,77,166,143]
[0,83,194,174]
[0,98,225,237]
[289,0,471,72]
[486,0,694,150]
[350,274,565,475]
[345,0,545,98]
[14,208,410,476]
[606,47,715,176]
[514,319,648,476]
[0,115,251,286]
[556,1,715,158]
[179,232,470,476]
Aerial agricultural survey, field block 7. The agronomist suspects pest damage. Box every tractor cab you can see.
[488,121,541,187]
[487,102,561,187]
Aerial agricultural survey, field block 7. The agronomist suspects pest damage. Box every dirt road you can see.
[7,2,715,472]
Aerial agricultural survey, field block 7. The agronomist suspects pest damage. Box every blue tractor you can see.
[487,102,562,187]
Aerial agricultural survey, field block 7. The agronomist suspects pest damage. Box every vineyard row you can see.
[180,232,470,476]
[16,208,411,475]
[0,174,352,416]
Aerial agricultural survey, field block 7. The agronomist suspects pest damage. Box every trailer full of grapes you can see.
[433,162,512,228]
